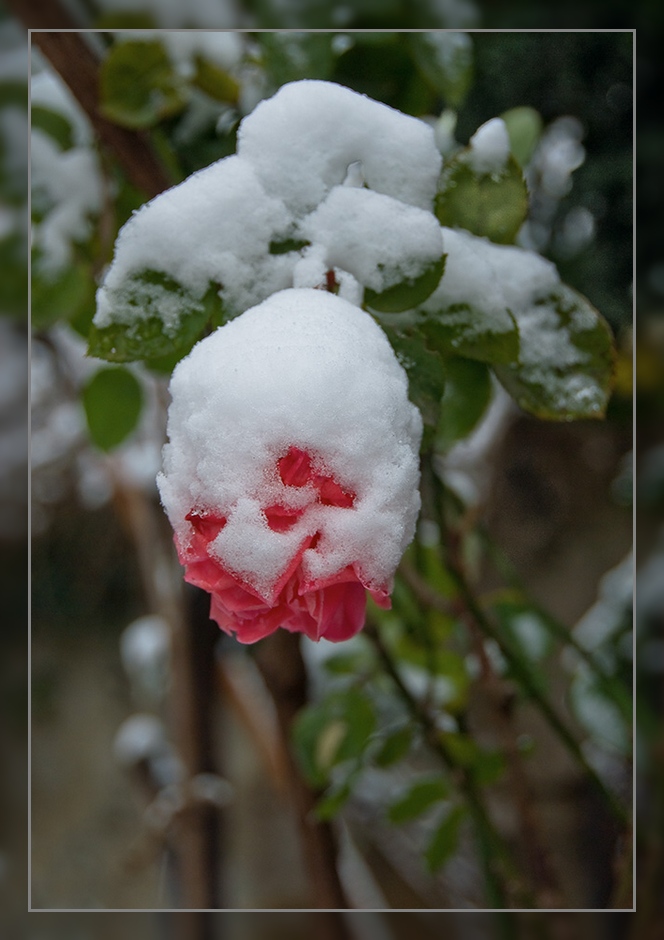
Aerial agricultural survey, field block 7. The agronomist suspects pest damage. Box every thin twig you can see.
[405,524,562,904]
[420,468,629,827]
[478,523,633,723]
[450,561,629,827]
[363,620,526,909]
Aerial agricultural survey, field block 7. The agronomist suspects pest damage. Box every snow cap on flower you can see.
[158,287,422,644]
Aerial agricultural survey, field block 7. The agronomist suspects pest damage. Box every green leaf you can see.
[435,357,493,450]
[269,237,310,255]
[494,284,615,421]
[409,32,474,109]
[388,776,450,824]
[501,106,543,168]
[421,304,519,365]
[382,326,447,431]
[424,805,466,872]
[435,154,528,245]
[82,367,143,451]
[373,727,412,768]
[87,272,223,364]
[292,705,335,789]
[192,56,240,105]
[31,261,95,330]
[258,32,335,84]
[365,255,446,314]
[292,688,376,789]
[100,40,188,129]
[334,688,377,765]
[31,105,75,151]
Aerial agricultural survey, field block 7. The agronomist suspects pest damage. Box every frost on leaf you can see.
[494,284,615,421]
[91,80,444,364]
[157,288,422,644]
[419,230,614,420]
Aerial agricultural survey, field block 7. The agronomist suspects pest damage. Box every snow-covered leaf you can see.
[421,304,519,365]
[364,255,446,313]
[494,284,615,420]
[88,271,222,364]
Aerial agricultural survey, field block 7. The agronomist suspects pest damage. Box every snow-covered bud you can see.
[157,288,422,643]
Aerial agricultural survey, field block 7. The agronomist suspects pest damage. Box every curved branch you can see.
[12,0,174,198]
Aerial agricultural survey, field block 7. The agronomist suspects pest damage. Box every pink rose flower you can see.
[158,288,422,644]
[176,447,391,643]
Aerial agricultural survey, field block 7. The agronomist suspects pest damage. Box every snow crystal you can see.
[158,288,422,600]
[468,118,511,176]
[237,80,442,214]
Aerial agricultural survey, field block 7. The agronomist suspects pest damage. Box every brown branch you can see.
[12,0,174,199]
[110,472,221,910]
[253,630,352,917]
[169,585,222,910]
[216,653,290,795]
